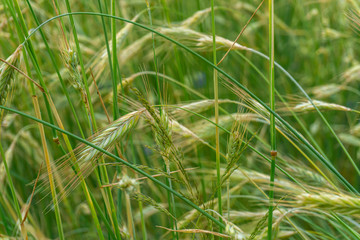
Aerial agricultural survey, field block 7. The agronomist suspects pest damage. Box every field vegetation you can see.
[1,0,360,239]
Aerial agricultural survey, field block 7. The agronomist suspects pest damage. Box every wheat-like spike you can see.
[221,116,250,186]
[88,13,143,80]
[180,8,212,28]
[188,113,257,140]
[158,27,249,52]
[171,99,236,118]
[0,45,22,105]
[172,100,215,116]
[350,124,360,137]
[286,165,329,187]
[92,33,152,82]
[172,113,258,154]
[38,111,141,203]
[132,88,198,200]
[62,47,83,91]
[226,117,247,164]
[291,100,352,112]
[339,133,360,147]
[311,84,344,99]
[170,119,209,146]
[78,111,141,162]
[296,192,360,215]
[221,79,300,141]
[342,64,360,83]
[131,191,175,220]
[227,210,282,220]
[203,168,299,191]
[0,127,32,186]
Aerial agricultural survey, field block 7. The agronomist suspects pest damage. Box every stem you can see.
[62,2,122,239]
[32,95,64,240]
[111,0,119,120]
[211,0,223,230]
[24,0,85,139]
[46,95,105,240]
[267,0,276,239]
[63,0,97,132]
[8,0,60,145]
[146,1,162,109]
[0,142,25,237]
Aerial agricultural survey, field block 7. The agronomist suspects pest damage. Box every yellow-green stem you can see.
[267,0,276,239]
[211,0,223,230]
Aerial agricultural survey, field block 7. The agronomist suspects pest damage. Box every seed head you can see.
[0,45,22,105]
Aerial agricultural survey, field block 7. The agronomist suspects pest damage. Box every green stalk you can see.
[246,48,360,177]
[96,0,115,113]
[131,137,147,239]
[32,95,64,240]
[267,0,276,239]
[235,51,327,158]
[110,0,124,230]
[211,0,223,229]
[4,0,65,237]
[168,105,307,191]
[0,105,227,230]
[0,142,23,235]
[24,0,85,139]
[63,2,122,239]
[46,96,106,240]
[7,0,59,143]
[145,1,177,238]
[111,0,119,120]
[22,12,358,194]
[145,1,162,108]
[63,0,96,132]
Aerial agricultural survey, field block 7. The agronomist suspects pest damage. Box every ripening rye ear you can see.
[38,110,141,204]
[0,45,22,106]
[347,10,360,34]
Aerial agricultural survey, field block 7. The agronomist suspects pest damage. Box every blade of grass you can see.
[0,142,25,237]
[211,0,223,232]
[267,0,276,239]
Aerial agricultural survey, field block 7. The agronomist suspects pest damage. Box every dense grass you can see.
[1,0,360,239]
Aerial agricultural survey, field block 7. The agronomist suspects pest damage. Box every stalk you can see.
[62,2,122,239]
[145,1,162,108]
[0,142,25,238]
[63,0,96,132]
[32,94,64,240]
[145,1,178,238]
[24,0,85,139]
[111,0,120,119]
[3,0,65,237]
[110,0,124,230]
[267,0,276,239]
[9,0,59,142]
[211,0,223,230]
[46,96,105,240]
[96,0,115,116]
[131,137,147,239]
